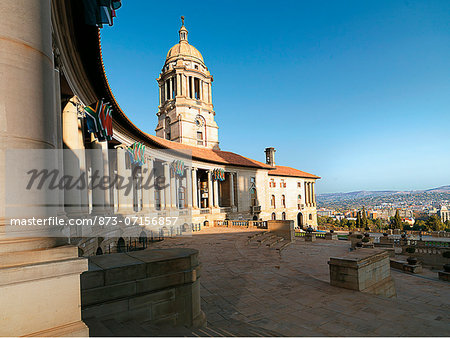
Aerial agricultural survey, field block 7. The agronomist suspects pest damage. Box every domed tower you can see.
[156,17,219,149]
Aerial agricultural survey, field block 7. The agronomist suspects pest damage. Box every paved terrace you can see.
[98,227,450,336]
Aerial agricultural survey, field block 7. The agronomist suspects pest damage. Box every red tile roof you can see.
[145,134,274,169]
[268,165,320,179]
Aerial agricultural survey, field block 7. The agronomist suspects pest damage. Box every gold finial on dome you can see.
[179,16,188,42]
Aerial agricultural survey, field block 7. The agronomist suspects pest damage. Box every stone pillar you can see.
[116,148,133,214]
[199,80,202,101]
[163,163,171,210]
[186,168,192,208]
[78,119,89,214]
[176,74,181,97]
[312,182,316,206]
[159,85,162,105]
[90,139,106,214]
[192,168,198,208]
[0,1,88,336]
[141,160,152,212]
[230,173,235,207]
[62,98,83,215]
[213,179,219,207]
[170,171,177,209]
[54,62,65,217]
[208,82,212,103]
[207,170,212,208]
[190,76,194,99]
[169,77,173,100]
[101,141,112,213]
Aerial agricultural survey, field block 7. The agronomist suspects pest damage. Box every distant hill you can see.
[318,185,450,199]
[317,185,450,209]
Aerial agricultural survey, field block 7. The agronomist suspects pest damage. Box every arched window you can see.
[271,212,276,220]
[271,195,276,208]
[282,212,286,220]
[298,194,302,200]
[309,214,313,220]
[96,247,103,255]
[281,195,286,208]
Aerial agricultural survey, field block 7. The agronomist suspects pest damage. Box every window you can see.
[282,212,286,220]
[271,212,276,220]
[250,177,256,184]
[280,179,286,188]
[298,194,302,200]
[297,182,301,188]
[281,195,286,208]
[309,214,313,220]
[197,131,203,145]
[271,195,276,208]
[269,179,275,188]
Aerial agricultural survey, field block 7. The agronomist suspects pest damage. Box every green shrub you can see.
[356,234,363,239]
[362,237,370,243]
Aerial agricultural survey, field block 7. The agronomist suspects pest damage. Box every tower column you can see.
[176,74,181,97]
[169,77,173,100]
[208,82,212,103]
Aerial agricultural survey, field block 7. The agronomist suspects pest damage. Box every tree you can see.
[426,214,443,231]
[391,210,402,229]
[356,211,362,228]
[362,206,368,229]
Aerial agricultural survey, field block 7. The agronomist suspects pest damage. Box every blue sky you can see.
[101,0,450,194]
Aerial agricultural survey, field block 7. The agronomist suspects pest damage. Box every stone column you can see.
[312,182,316,206]
[54,61,65,217]
[170,170,177,209]
[208,82,212,103]
[186,168,192,208]
[192,168,198,208]
[62,98,83,215]
[90,139,106,214]
[207,170,212,208]
[230,173,235,207]
[176,74,181,97]
[163,163,171,210]
[0,1,88,336]
[199,80,202,101]
[77,119,89,214]
[190,76,194,99]
[116,148,133,214]
[159,85,162,105]
[141,160,151,213]
[169,77,173,100]
[101,141,112,213]
[213,178,219,207]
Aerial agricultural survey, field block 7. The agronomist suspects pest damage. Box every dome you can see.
[166,41,204,65]
[165,21,205,65]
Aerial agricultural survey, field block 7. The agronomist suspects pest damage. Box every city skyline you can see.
[101,0,450,194]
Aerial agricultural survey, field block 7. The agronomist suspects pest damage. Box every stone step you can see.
[267,236,284,247]
[274,240,292,252]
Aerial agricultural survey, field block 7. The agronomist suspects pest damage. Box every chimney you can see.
[265,147,276,167]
